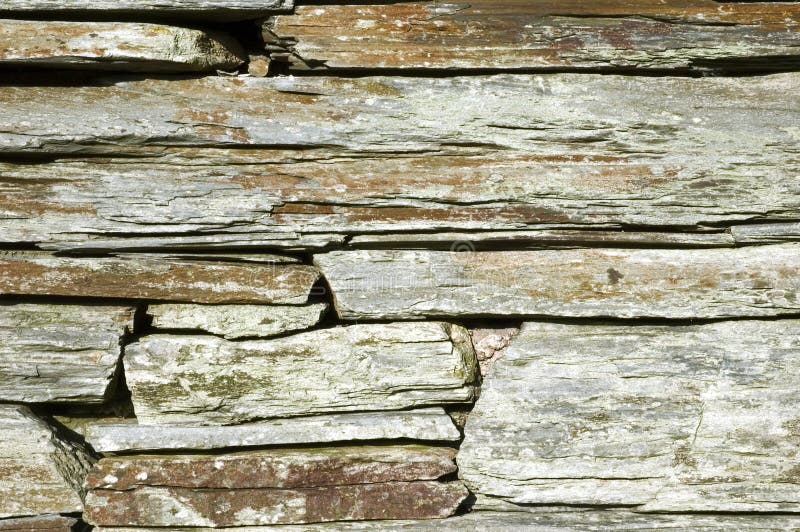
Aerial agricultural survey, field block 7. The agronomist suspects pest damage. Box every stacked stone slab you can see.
[2,0,800,529]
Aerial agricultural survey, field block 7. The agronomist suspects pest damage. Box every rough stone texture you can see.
[0,405,92,518]
[269,1,800,72]
[316,245,800,320]
[0,20,243,72]
[125,322,478,425]
[86,482,468,527]
[458,320,800,512]
[732,222,800,245]
[0,251,318,304]
[91,510,800,531]
[0,0,292,20]
[85,408,460,453]
[148,303,327,339]
[86,446,457,490]
[0,304,133,403]
[469,327,518,376]
[1,73,798,251]
[0,514,82,531]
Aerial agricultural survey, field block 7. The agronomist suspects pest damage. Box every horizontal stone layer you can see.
[89,510,800,531]
[85,482,468,527]
[86,408,460,453]
[0,514,81,531]
[1,73,798,250]
[0,405,91,518]
[458,320,800,512]
[0,0,291,20]
[0,20,243,72]
[316,245,800,319]
[148,303,327,339]
[87,446,457,490]
[269,0,800,72]
[0,304,133,403]
[0,251,318,304]
[125,322,478,425]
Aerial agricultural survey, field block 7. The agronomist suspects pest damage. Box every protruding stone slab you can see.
[0,304,134,403]
[316,245,800,320]
[0,20,243,72]
[85,446,466,526]
[148,303,327,339]
[458,320,800,512]
[0,0,292,20]
[0,252,318,304]
[0,405,92,518]
[85,408,460,453]
[269,1,800,72]
[126,323,477,425]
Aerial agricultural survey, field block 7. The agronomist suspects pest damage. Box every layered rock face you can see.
[2,0,800,530]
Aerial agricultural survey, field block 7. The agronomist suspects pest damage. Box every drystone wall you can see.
[1,1,800,530]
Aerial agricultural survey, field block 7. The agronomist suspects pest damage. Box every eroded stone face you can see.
[0,405,92,518]
[458,320,800,512]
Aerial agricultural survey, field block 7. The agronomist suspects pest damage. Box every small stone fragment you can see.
[148,303,327,339]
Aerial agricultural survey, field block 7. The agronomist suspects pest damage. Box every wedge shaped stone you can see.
[458,320,800,512]
[0,304,133,403]
[0,20,243,72]
[0,405,92,518]
[125,323,478,425]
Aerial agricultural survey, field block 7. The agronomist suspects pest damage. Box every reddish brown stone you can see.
[0,252,318,304]
[86,446,457,490]
[85,482,468,526]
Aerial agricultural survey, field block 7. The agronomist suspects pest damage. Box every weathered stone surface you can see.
[148,303,327,339]
[316,245,800,320]
[90,510,800,531]
[349,230,736,250]
[86,481,467,527]
[269,1,800,72]
[0,251,318,304]
[469,327,518,377]
[0,405,92,518]
[458,320,800,512]
[85,408,460,453]
[1,73,798,251]
[87,446,457,490]
[126,323,478,425]
[732,222,800,245]
[0,514,81,531]
[0,304,134,403]
[0,0,291,20]
[0,20,243,72]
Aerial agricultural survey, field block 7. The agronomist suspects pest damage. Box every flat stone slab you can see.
[85,446,465,526]
[85,408,460,453]
[0,20,243,72]
[0,405,92,518]
[91,510,800,531]
[125,322,478,425]
[269,0,800,72]
[0,0,292,20]
[316,245,800,319]
[1,73,798,252]
[0,251,318,304]
[0,304,133,403]
[0,514,81,531]
[148,303,327,339]
[458,320,800,512]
